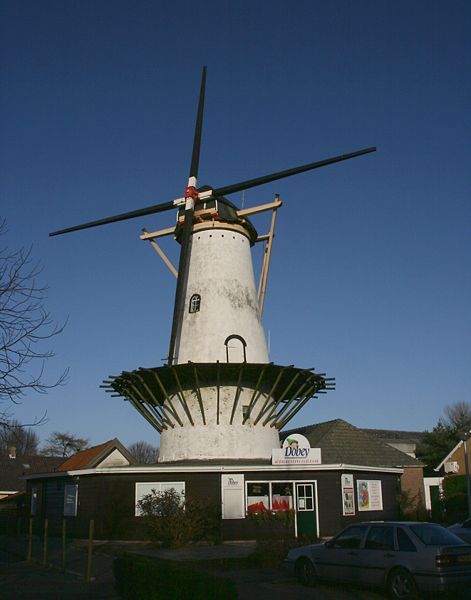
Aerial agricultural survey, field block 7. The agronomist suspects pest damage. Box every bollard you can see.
[27,517,33,561]
[86,519,94,582]
[42,518,48,567]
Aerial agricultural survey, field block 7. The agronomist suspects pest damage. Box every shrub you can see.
[248,510,305,567]
[442,476,467,524]
[113,555,237,599]
[137,488,220,547]
[397,490,428,521]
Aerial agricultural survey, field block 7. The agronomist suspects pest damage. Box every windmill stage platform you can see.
[103,362,334,455]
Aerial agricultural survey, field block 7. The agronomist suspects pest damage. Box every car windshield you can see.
[409,524,465,546]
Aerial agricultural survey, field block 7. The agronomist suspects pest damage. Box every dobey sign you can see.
[272,433,321,465]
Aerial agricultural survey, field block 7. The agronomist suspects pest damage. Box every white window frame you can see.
[135,481,185,516]
[63,484,78,517]
[246,480,298,512]
[245,479,319,538]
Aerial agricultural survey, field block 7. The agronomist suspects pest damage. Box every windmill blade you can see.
[49,199,176,237]
[212,146,376,198]
[167,66,207,366]
[189,65,206,181]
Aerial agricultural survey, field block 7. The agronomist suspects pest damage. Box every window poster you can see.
[357,480,383,511]
[222,474,245,519]
[341,474,355,516]
[63,484,78,517]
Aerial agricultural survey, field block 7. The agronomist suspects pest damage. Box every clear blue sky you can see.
[1,0,470,449]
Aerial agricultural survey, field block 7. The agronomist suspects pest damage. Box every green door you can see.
[296,482,317,539]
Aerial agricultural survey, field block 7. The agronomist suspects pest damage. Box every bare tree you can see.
[444,401,471,435]
[0,418,39,456]
[41,431,89,457]
[417,401,471,469]
[128,440,159,464]
[0,219,67,424]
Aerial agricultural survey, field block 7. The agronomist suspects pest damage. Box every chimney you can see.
[9,446,17,459]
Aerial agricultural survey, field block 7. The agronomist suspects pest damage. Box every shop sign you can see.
[341,473,355,516]
[272,433,321,465]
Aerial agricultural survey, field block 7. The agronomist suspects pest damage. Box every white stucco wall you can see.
[159,386,280,462]
[160,223,280,462]
[175,227,269,364]
[99,448,130,467]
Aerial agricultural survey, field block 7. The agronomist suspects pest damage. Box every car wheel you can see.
[387,568,418,599]
[295,557,317,586]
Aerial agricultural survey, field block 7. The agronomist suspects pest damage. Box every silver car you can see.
[449,518,471,544]
[284,521,471,598]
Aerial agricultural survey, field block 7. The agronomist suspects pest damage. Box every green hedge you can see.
[113,555,237,599]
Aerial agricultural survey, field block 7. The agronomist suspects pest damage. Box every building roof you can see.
[56,438,135,471]
[362,428,425,445]
[434,439,464,472]
[0,455,63,493]
[282,419,423,468]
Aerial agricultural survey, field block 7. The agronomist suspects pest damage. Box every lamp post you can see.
[461,431,471,519]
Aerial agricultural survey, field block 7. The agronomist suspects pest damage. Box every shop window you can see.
[189,294,201,313]
[247,482,269,513]
[272,482,293,511]
[224,334,247,363]
[135,481,185,516]
[64,484,78,517]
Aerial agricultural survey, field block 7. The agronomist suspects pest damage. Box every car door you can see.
[357,524,397,586]
[315,524,369,583]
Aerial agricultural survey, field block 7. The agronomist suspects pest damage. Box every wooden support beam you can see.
[192,365,206,425]
[242,363,270,424]
[126,393,164,432]
[149,240,178,278]
[276,384,317,429]
[262,371,300,426]
[170,366,194,426]
[230,366,244,425]
[236,198,282,217]
[216,361,220,425]
[131,372,176,428]
[271,380,311,425]
[139,225,175,240]
[150,370,184,427]
[253,366,289,425]
[258,195,280,316]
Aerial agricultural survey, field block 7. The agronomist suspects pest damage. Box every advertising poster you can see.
[341,474,355,516]
[357,480,383,511]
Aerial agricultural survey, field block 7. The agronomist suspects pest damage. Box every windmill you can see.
[50,67,375,462]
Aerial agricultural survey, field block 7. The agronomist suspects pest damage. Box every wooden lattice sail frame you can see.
[102,363,335,434]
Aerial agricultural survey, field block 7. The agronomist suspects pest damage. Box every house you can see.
[0,454,63,500]
[362,428,425,459]
[435,439,470,477]
[0,453,63,534]
[422,437,471,519]
[22,420,426,540]
[282,419,426,514]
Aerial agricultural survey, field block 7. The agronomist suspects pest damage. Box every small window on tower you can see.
[189,294,201,313]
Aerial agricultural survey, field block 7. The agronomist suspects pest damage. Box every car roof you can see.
[348,521,440,527]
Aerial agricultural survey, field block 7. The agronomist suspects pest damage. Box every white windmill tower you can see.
[51,67,375,463]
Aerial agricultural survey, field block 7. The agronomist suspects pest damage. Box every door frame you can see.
[294,480,319,538]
